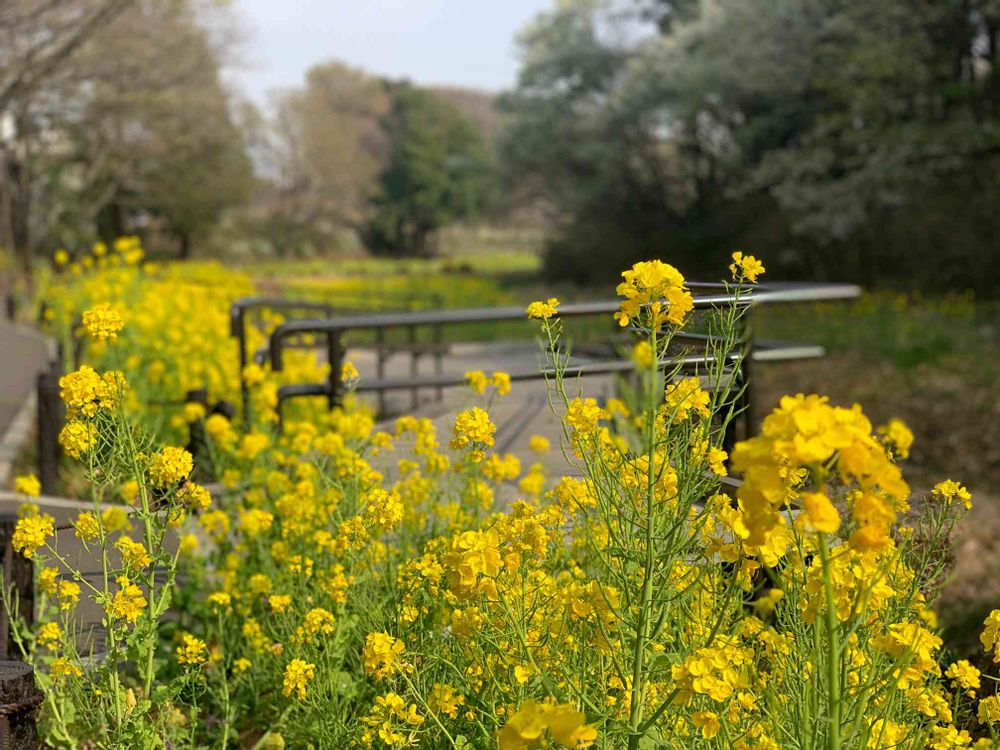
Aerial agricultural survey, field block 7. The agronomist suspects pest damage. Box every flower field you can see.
[5,245,999,749]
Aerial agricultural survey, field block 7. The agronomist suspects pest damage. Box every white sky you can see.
[229,0,553,105]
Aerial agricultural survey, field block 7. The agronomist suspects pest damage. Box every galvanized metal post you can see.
[326,332,343,410]
[0,516,34,661]
[0,661,42,749]
[35,361,63,497]
[375,328,387,418]
[183,389,209,483]
[233,304,252,430]
[408,325,418,411]
[433,323,444,402]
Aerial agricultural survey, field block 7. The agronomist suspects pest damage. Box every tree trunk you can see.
[178,232,192,259]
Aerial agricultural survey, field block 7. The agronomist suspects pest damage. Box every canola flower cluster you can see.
[7,251,997,750]
[35,238,331,445]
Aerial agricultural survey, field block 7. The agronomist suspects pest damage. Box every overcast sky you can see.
[229,0,552,105]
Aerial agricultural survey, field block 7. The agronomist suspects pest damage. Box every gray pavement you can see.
[0,320,53,486]
[353,340,619,477]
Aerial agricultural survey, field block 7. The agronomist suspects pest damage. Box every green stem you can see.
[402,672,458,747]
[87,434,124,731]
[121,405,159,698]
[818,534,842,750]
[218,611,232,750]
[627,328,659,750]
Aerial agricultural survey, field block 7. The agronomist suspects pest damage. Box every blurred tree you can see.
[0,0,252,264]
[0,0,134,111]
[0,0,135,265]
[251,62,391,257]
[103,4,253,258]
[503,0,1000,291]
[428,86,504,145]
[363,84,493,256]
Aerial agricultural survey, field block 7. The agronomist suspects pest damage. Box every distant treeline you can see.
[499,0,1000,295]
[2,0,997,294]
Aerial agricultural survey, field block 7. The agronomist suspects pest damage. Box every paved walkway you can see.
[0,319,53,486]
[353,340,617,477]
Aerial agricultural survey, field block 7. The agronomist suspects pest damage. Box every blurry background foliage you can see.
[0,0,997,295]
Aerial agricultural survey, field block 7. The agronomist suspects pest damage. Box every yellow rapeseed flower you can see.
[981,609,1000,663]
[268,594,291,614]
[106,576,147,623]
[81,304,124,340]
[528,435,550,453]
[282,659,315,700]
[932,479,972,510]
[450,407,496,451]
[798,492,841,535]
[176,634,208,666]
[14,474,40,497]
[978,695,1000,725]
[878,418,914,459]
[12,513,54,558]
[526,298,559,319]
[363,632,411,680]
[692,710,721,739]
[115,537,151,569]
[50,657,83,682]
[177,482,211,511]
[944,660,980,695]
[614,260,692,328]
[294,607,336,645]
[148,447,194,487]
[729,251,765,283]
[36,621,63,649]
[57,581,80,610]
[465,370,488,395]
[340,360,360,383]
[491,371,512,397]
[497,700,597,750]
[58,420,96,459]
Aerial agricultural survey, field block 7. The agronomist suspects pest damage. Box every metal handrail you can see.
[266,282,861,371]
[267,295,747,371]
[256,280,860,428]
[265,289,755,428]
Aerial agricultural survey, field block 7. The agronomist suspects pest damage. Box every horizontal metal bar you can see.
[267,282,859,371]
[753,341,826,361]
[230,296,340,336]
[274,336,824,408]
[270,298,735,371]
[751,282,861,303]
[278,353,735,404]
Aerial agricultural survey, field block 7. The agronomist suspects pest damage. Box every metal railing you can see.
[231,295,454,424]
[259,281,860,433]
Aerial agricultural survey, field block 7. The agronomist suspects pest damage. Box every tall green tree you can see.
[364,84,493,257]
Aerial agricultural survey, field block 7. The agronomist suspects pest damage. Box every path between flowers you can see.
[0,319,53,486]
[355,340,618,481]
